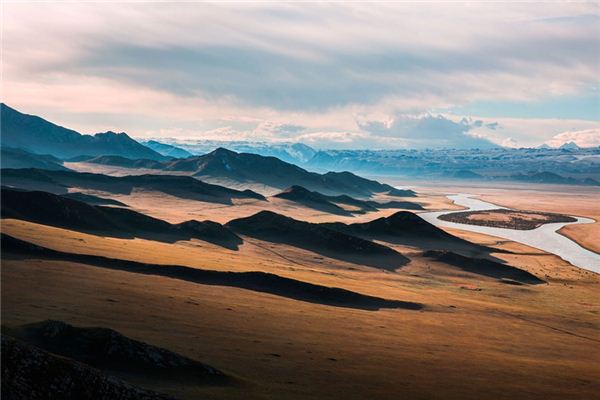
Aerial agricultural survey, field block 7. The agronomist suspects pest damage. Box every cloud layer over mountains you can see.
[3,3,599,148]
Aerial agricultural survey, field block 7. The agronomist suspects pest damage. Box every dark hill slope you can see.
[273,185,355,215]
[1,187,241,249]
[1,335,175,400]
[8,320,228,385]
[321,211,495,256]
[1,234,422,311]
[75,155,165,169]
[274,185,423,214]
[0,103,165,160]
[424,250,544,284]
[1,168,265,204]
[226,211,409,270]
[1,147,70,171]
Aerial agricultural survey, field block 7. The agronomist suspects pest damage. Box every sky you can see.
[3,2,600,149]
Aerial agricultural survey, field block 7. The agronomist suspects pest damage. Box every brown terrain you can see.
[2,177,600,400]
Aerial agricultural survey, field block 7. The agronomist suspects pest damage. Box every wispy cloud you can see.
[546,129,600,148]
[3,2,599,148]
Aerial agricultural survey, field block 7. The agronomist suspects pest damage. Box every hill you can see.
[226,211,409,270]
[75,155,165,169]
[1,233,421,311]
[8,320,228,385]
[273,185,358,215]
[1,168,265,205]
[1,187,242,249]
[1,335,175,400]
[1,147,70,171]
[80,148,395,196]
[321,211,492,255]
[0,104,165,160]
[273,185,423,214]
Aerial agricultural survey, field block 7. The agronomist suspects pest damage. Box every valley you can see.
[1,104,599,400]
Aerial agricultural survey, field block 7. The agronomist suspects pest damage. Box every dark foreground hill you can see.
[1,335,176,400]
[1,168,265,205]
[226,211,409,270]
[1,103,166,161]
[7,320,229,385]
[1,234,422,311]
[79,147,395,197]
[1,187,242,249]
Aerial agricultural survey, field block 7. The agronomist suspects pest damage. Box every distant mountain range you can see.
[1,104,165,160]
[148,139,317,164]
[304,147,600,185]
[3,103,596,187]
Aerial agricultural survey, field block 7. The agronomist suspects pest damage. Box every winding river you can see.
[418,194,600,274]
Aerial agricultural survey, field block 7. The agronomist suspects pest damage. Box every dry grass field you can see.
[2,185,600,400]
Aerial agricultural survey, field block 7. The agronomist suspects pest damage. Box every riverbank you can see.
[418,194,600,274]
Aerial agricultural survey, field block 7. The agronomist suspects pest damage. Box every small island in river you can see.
[438,208,577,230]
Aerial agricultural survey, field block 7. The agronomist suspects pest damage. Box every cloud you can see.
[253,122,306,138]
[2,2,598,149]
[357,114,498,148]
[545,128,600,148]
[501,137,518,148]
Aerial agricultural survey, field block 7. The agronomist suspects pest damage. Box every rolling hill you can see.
[1,168,265,205]
[321,211,494,256]
[226,210,409,270]
[1,147,70,171]
[1,187,242,249]
[273,185,423,214]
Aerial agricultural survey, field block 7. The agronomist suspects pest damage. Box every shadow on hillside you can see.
[1,234,422,311]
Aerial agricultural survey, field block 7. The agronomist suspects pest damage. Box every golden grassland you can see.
[2,186,599,399]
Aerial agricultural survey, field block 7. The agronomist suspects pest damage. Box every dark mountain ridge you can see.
[0,103,165,161]
[78,147,395,197]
